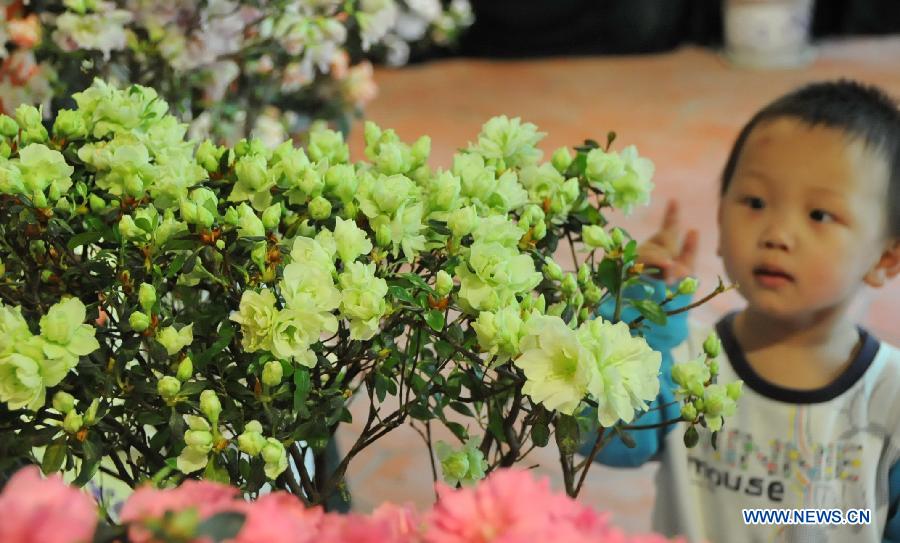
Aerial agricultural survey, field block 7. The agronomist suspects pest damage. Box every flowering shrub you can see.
[0,0,474,144]
[0,79,737,506]
[0,465,684,543]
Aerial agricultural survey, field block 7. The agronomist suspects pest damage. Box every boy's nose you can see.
[758,222,793,251]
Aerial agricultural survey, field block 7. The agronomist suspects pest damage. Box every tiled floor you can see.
[339,37,900,533]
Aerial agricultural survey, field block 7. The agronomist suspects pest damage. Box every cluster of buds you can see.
[52,391,100,440]
[237,420,288,479]
[673,333,743,445]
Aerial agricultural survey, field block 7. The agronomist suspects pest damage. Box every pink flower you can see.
[317,505,421,543]
[230,491,323,543]
[424,468,678,543]
[120,479,240,543]
[0,466,98,543]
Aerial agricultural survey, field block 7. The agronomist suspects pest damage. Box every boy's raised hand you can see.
[638,199,699,283]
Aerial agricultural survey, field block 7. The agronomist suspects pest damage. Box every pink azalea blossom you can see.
[120,479,240,543]
[230,491,324,543]
[0,466,98,543]
[425,468,682,543]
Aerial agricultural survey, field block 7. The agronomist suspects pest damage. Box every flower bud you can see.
[223,206,240,226]
[52,391,76,414]
[375,223,392,248]
[677,277,699,296]
[577,264,591,285]
[129,311,151,332]
[63,410,83,434]
[41,269,53,283]
[448,206,476,238]
[52,109,87,139]
[89,194,106,212]
[582,225,613,250]
[584,284,603,305]
[83,399,99,425]
[176,356,193,382]
[708,360,719,376]
[261,439,285,464]
[561,273,578,296]
[0,140,11,159]
[196,140,225,173]
[124,174,144,198]
[199,390,222,424]
[308,196,332,220]
[570,290,584,309]
[157,376,181,399]
[531,219,547,240]
[138,283,156,312]
[32,190,48,209]
[0,114,17,137]
[48,184,61,203]
[610,227,626,248]
[185,429,214,449]
[434,270,453,297]
[547,302,566,317]
[702,333,721,359]
[14,104,41,130]
[215,239,225,250]
[118,215,143,240]
[261,203,282,230]
[681,403,697,422]
[727,381,744,401]
[262,360,283,387]
[542,257,563,281]
[238,422,267,456]
[551,147,574,173]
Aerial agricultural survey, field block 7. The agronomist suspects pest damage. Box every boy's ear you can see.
[864,239,900,288]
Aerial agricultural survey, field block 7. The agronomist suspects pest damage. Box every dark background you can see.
[433,0,900,59]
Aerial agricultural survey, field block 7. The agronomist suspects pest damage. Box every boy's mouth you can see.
[752,265,794,286]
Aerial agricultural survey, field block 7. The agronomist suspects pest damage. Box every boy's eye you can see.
[810,209,835,223]
[741,196,765,209]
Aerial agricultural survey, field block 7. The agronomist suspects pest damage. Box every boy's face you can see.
[717,117,893,321]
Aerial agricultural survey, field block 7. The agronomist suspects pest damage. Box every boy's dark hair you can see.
[721,79,900,237]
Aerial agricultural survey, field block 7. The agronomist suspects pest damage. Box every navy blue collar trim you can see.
[715,312,881,404]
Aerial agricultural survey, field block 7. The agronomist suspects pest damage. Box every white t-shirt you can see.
[654,313,900,542]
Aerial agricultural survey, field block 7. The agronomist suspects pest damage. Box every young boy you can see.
[588,80,900,542]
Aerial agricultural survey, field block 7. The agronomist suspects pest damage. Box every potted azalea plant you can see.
[0,78,738,511]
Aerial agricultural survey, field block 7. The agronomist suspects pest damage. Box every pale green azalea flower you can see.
[338,261,388,341]
[39,297,100,359]
[469,115,545,169]
[155,323,194,356]
[515,315,596,415]
[229,289,278,353]
[333,216,372,263]
[577,318,661,426]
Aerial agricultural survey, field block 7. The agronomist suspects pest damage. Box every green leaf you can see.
[425,310,444,332]
[134,217,154,234]
[448,401,473,417]
[41,439,67,475]
[408,403,432,421]
[195,511,246,542]
[388,285,416,305]
[400,272,431,291]
[73,443,101,487]
[629,299,668,326]
[595,258,620,293]
[195,322,235,366]
[67,230,102,250]
[445,421,468,442]
[683,425,700,448]
[531,422,551,448]
[293,368,311,416]
[554,414,580,455]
